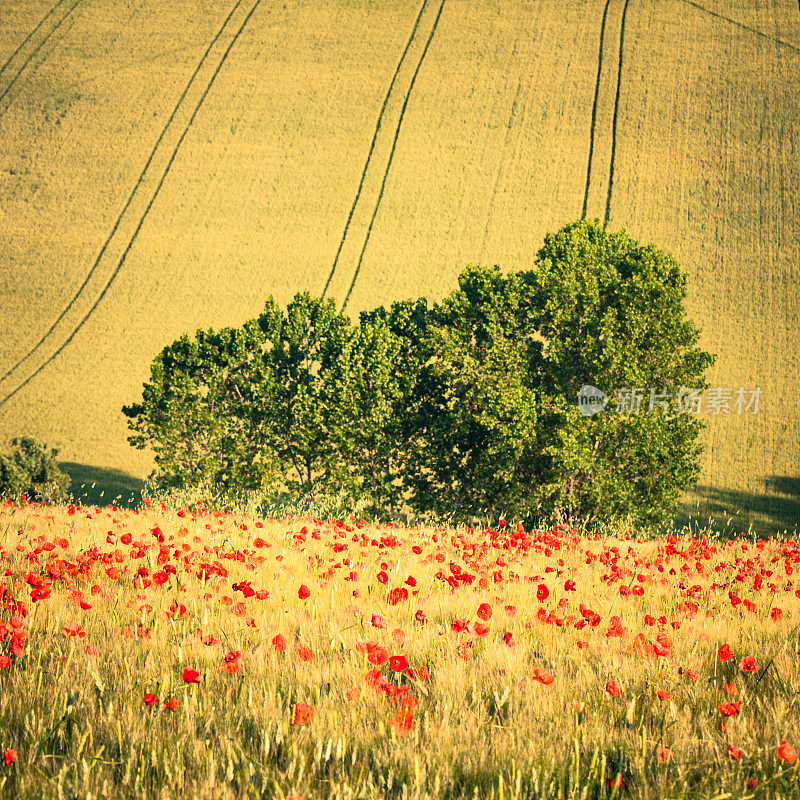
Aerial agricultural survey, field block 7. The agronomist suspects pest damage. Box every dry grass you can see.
[0,0,798,531]
[0,502,799,798]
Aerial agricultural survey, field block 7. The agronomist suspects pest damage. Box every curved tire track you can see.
[0,0,248,388]
[581,0,613,220]
[0,0,262,409]
[604,0,631,226]
[341,0,447,311]
[0,0,67,78]
[678,0,799,53]
[321,0,430,301]
[0,0,83,115]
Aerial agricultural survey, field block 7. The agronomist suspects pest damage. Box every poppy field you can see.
[0,500,798,799]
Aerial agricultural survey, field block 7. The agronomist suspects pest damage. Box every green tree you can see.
[0,437,70,503]
[325,315,406,515]
[404,219,714,527]
[122,319,280,499]
[124,220,713,527]
[526,219,715,525]
[401,266,552,521]
[258,292,355,502]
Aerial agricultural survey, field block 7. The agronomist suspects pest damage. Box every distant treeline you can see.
[123,220,715,526]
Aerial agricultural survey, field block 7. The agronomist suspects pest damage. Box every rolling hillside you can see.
[0,0,798,532]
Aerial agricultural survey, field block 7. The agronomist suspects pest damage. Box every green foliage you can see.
[526,219,715,525]
[402,265,550,521]
[123,319,280,502]
[125,293,403,514]
[125,220,715,527]
[0,437,70,503]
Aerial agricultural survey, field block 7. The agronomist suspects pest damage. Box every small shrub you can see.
[0,437,70,503]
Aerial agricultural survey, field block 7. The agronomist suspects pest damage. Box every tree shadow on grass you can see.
[673,476,800,538]
[58,462,144,509]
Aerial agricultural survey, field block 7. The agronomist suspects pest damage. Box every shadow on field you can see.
[674,476,800,538]
[59,462,144,508]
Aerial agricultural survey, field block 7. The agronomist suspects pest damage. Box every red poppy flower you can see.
[143,693,158,706]
[164,697,180,712]
[182,668,201,684]
[532,668,555,686]
[389,655,408,673]
[476,603,492,621]
[296,646,315,661]
[606,680,621,697]
[779,740,797,764]
[272,634,287,652]
[365,669,383,688]
[728,745,744,760]
[0,657,10,669]
[377,571,388,585]
[473,622,490,637]
[367,646,388,666]
[387,587,408,606]
[537,584,549,601]
[656,746,672,764]
[740,656,758,673]
[718,643,733,662]
[390,709,414,737]
[414,610,427,624]
[293,702,314,726]
[298,585,310,600]
[222,657,240,674]
[719,702,741,717]
[3,749,16,766]
[656,690,671,701]
[371,615,386,629]
[724,683,738,695]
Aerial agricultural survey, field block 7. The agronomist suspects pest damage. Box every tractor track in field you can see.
[0,0,68,77]
[340,0,446,311]
[678,0,799,52]
[0,0,84,115]
[0,0,261,409]
[580,0,631,226]
[320,0,430,302]
[604,0,631,226]
[581,0,613,221]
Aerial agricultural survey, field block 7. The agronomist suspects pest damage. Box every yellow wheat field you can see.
[0,1,798,532]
